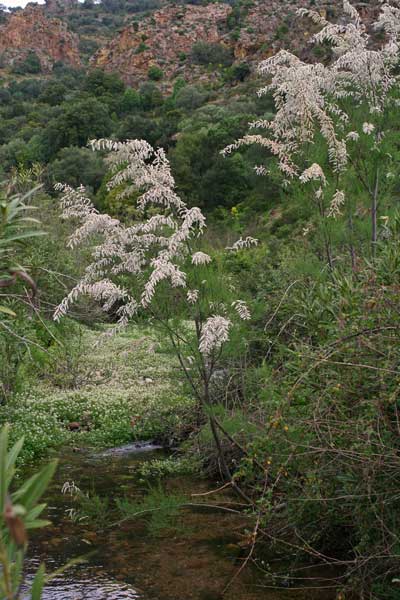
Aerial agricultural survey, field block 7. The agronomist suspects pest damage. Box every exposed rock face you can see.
[89,0,337,90]
[91,3,231,89]
[89,0,380,91]
[0,0,378,85]
[234,0,318,61]
[0,5,81,72]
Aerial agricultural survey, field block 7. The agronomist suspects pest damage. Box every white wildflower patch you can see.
[0,325,193,466]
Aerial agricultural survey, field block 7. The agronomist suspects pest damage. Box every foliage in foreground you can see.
[0,425,57,600]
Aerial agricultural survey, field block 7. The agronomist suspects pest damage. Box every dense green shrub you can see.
[191,41,233,67]
[12,51,41,75]
[148,65,163,81]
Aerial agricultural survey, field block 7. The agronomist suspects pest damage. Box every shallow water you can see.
[24,443,335,600]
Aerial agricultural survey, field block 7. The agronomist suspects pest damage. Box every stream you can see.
[23,443,335,600]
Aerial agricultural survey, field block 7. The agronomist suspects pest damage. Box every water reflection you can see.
[24,561,142,599]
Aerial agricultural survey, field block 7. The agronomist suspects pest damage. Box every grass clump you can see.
[135,456,198,480]
[116,485,187,537]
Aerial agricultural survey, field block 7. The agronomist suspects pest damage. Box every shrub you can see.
[12,51,41,75]
[191,42,233,67]
[148,65,163,81]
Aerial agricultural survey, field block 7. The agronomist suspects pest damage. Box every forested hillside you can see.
[1,1,400,599]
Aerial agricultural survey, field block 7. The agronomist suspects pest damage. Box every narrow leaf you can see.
[31,564,46,600]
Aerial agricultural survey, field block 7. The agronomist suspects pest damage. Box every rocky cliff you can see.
[89,0,330,90]
[0,5,81,72]
[0,1,376,86]
[91,3,231,89]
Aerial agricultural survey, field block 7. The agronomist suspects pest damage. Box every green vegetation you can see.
[0,67,265,214]
[116,486,187,537]
[11,52,41,76]
[1,1,400,599]
[0,425,57,599]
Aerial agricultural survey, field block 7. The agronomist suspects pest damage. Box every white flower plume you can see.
[191,252,212,266]
[222,0,400,219]
[226,237,259,251]
[55,139,207,324]
[232,300,251,321]
[199,316,232,356]
[299,164,327,186]
[187,289,199,304]
[328,190,346,218]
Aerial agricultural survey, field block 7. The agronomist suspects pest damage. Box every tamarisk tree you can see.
[54,138,257,502]
[223,0,400,264]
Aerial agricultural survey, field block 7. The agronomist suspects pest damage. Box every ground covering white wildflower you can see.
[0,325,193,465]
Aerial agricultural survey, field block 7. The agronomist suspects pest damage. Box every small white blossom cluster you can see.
[187,289,199,304]
[299,164,327,186]
[191,251,212,266]
[328,190,346,218]
[232,300,251,321]
[347,131,360,142]
[362,122,375,135]
[61,481,81,496]
[199,316,232,356]
[226,236,259,251]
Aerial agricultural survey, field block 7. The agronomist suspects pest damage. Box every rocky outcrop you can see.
[89,0,335,90]
[91,3,231,89]
[0,5,81,72]
[89,0,380,91]
[234,0,316,61]
[0,0,378,85]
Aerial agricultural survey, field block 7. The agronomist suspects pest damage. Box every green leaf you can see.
[13,460,57,510]
[26,503,46,521]
[0,231,46,246]
[25,519,51,530]
[6,437,24,484]
[0,425,9,514]
[31,564,45,600]
[0,306,16,317]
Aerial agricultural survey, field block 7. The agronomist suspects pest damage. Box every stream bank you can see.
[24,443,336,600]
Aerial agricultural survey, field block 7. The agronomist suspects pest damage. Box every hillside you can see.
[0,0,373,85]
[89,0,320,90]
[0,4,81,73]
